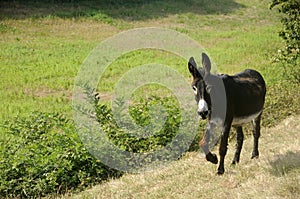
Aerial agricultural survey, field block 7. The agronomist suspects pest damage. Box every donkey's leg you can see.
[217,123,231,175]
[232,126,244,164]
[200,122,218,164]
[251,113,262,159]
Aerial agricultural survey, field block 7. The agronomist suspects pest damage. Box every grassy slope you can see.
[68,115,300,199]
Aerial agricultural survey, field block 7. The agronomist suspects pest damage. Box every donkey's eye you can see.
[192,86,197,95]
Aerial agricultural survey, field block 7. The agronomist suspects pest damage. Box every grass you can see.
[0,0,245,21]
[1,0,298,123]
[0,19,118,120]
[0,0,299,197]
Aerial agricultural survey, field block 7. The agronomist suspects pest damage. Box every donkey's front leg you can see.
[217,123,231,175]
[200,122,218,164]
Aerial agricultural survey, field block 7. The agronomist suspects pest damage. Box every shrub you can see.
[91,96,202,171]
[270,0,300,82]
[0,112,121,198]
[97,97,182,153]
[0,95,201,198]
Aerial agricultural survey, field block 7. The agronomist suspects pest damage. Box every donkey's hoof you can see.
[206,153,218,164]
[251,151,259,159]
[217,168,225,175]
[232,157,240,165]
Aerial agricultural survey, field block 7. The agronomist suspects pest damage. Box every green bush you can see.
[92,96,202,171]
[0,95,200,198]
[96,97,183,153]
[270,0,300,82]
[0,112,121,198]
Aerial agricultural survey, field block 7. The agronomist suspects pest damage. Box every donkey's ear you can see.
[188,57,201,78]
[202,53,211,76]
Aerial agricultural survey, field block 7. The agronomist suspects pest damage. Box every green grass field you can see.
[0,0,299,198]
[0,0,298,123]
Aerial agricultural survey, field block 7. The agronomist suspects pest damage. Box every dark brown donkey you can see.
[188,53,266,174]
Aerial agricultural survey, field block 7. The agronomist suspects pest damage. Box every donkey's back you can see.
[223,69,266,124]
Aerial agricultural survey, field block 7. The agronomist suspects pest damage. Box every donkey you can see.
[188,53,266,174]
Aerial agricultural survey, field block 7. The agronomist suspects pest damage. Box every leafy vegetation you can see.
[270,0,300,82]
[97,97,182,153]
[0,112,121,198]
[0,95,196,198]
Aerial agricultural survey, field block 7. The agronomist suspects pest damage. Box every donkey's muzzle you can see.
[197,99,209,119]
[198,110,208,119]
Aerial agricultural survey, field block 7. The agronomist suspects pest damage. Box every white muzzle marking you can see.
[198,99,208,113]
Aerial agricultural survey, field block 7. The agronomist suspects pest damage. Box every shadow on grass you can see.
[269,151,300,177]
[0,0,245,21]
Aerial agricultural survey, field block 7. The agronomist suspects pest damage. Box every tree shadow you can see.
[0,0,245,21]
[269,151,300,177]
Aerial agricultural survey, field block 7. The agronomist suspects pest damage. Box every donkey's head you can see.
[188,53,212,119]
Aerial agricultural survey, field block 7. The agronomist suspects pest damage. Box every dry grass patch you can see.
[24,87,72,99]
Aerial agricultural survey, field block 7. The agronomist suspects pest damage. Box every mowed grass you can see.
[0,0,299,197]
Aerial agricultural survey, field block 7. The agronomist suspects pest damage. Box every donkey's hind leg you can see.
[232,126,244,164]
[251,113,262,159]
